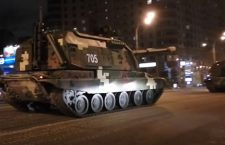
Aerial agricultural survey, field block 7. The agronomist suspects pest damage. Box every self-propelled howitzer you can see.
[0,28,167,117]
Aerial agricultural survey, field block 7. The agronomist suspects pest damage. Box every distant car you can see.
[204,61,225,92]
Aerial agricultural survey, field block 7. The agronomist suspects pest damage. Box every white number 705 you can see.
[86,54,98,63]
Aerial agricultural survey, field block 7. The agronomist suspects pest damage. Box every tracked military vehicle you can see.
[0,18,173,117]
[205,61,225,92]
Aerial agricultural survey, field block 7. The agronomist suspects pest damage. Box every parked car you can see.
[205,61,225,92]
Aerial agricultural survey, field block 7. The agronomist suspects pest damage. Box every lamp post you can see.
[212,42,216,63]
[135,11,156,49]
[212,31,225,63]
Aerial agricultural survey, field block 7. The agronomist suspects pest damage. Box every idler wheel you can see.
[104,93,116,111]
[117,92,129,109]
[51,89,75,116]
[91,94,103,113]
[131,90,143,106]
[51,89,90,117]
[143,89,154,105]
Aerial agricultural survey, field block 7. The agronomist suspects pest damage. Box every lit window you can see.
[186,25,190,30]
[81,20,86,24]
[83,27,87,31]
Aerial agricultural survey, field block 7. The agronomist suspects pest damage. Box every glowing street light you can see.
[220,31,225,41]
[201,42,207,47]
[135,11,156,49]
[144,11,156,25]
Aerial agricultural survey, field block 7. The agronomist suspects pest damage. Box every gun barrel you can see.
[133,46,176,54]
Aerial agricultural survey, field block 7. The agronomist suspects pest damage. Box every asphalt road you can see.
[0,88,225,145]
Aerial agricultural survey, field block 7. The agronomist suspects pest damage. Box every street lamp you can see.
[201,42,207,47]
[220,32,225,41]
[135,11,156,49]
[212,31,225,63]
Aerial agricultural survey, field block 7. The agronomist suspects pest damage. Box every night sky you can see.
[0,0,39,38]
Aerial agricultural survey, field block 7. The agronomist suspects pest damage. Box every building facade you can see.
[47,0,148,48]
[148,0,224,63]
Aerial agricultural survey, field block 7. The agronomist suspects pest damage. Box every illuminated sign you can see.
[0,58,4,65]
[2,45,19,65]
[185,77,192,82]
[3,45,19,57]
[0,45,19,74]
[139,62,156,68]
[180,61,186,66]
[4,56,16,65]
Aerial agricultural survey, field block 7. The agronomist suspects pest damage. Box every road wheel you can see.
[104,93,116,111]
[74,94,89,116]
[143,89,154,105]
[51,89,89,117]
[91,94,103,113]
[131,90,143,106]
[117,92,129,109]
